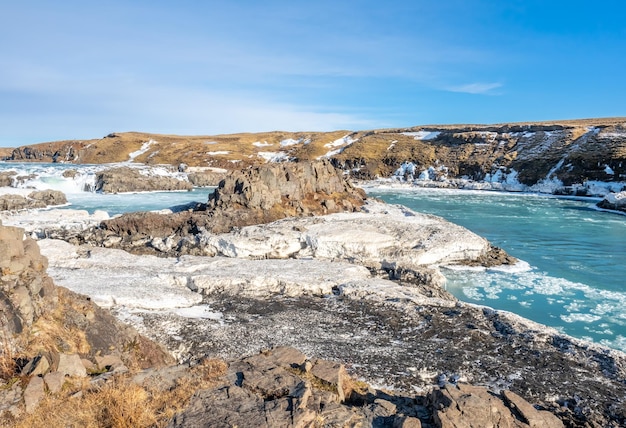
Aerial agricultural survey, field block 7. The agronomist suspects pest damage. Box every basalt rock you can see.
[187,169,226,187]
[27,190,67,207]
[0,221,173,418]
[206,159,366,233]
[169,346,566,428]
[84,160,366,251]
[0,190,67,211]
[430,383,563,428]
[94,166,192,193]
[0,221,56,339]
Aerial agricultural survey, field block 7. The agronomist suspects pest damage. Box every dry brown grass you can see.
[0,333,19,382]
[23,290,91,357]
[12,357,227,428]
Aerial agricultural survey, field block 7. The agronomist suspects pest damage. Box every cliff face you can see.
[341,122,626,187]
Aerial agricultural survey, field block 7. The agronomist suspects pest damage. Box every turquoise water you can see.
[0,162,213,215]
[65,188,214,216]
[369,187,626,351]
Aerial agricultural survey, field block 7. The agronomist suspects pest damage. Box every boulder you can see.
[0,171,15,187]
[23,376,44,414]
[429,383,564,428]
[187,170,226,187]
[28,190,67,207]
[20,355,50,377]
[168,347,367,428]
[43,371,66,394]
[56,353,87,377]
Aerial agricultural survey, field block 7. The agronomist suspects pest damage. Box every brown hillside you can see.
[3,117,626,190]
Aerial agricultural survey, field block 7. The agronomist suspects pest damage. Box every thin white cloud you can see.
[445,82,503,95]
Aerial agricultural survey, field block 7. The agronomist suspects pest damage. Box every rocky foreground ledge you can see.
[2,160,626,426]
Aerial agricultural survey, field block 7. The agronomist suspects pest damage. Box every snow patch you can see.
[258,151,290,162]
[402,131,441,140]
[318,134,358,158]
[280,138,301,147]
[128,140,156,162]
[206,151,231,155]
[252,141,272,147]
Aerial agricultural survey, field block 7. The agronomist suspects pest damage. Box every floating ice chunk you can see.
[605,165,615,175]
[561,313,602,323]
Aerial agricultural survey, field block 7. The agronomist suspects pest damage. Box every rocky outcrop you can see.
[335,122,626,195]
[71,160,366,252]
[0,221,56,339]
[32,221,626,426]
[597,191,626,213]
[169,346,564,428]
[206,159,366,233]
[0,221,173,419]
[186,169,226,187]
[0,190,67,211]
[94,166,192,193]
[430,383,563,428]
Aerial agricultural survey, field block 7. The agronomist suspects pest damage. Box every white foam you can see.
[488,260,532,273]
[561,313,602,323]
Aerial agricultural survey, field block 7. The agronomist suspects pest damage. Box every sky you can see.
[1,0,625,147]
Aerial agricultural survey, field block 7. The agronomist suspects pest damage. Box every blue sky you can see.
[1,0,625,146]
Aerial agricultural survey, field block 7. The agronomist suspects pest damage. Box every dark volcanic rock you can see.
[80,160,366,252]
[187,170,225,187]
[0,221,172,377]
[335,122,626,192]
[168,346,565,428]
[0,191,67,211]
[94,166,192,193]
[206,159,366,233]
[132,294,626,428]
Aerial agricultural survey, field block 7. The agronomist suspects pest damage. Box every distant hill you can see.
[3,117,626,190]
